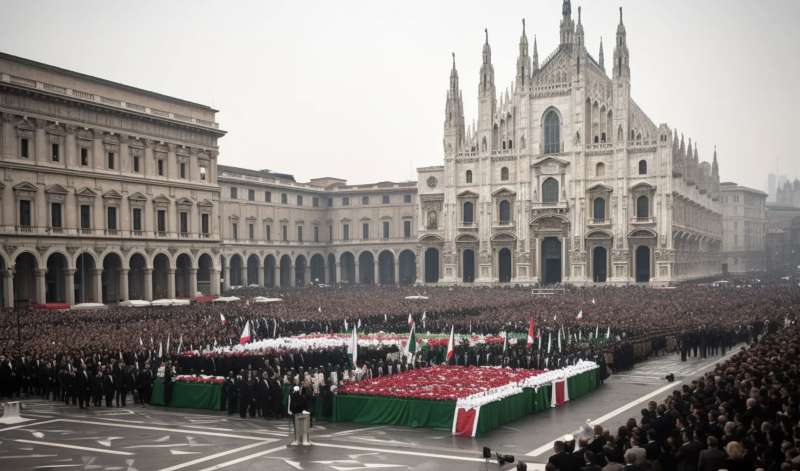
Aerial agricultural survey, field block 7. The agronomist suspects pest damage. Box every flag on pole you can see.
[606,326,611,339]
[502,331,509,357]
[166,333,171,354]
[239,320,252,345]
[220,313,227,324]
[347,326,358,367]
[527,319,536,348]
[318,306,322,313]
[595,325,599,339]
[576,310,583,320]
[357,318,362,329]
[446,326,456,363]
[557,328,562,352]
[384,313,388,322]
[404,322,417,362]
[139,337,143,347]
[538,329,542,351]
[422,311,427,330]
[177,335,183,355]
[547,331,552,353]
[553,313,558,321]
[579,329,582,341]
[272,318,278,338]
[407,313,413,327]
[344,319,349,331]
[158,341,163,358]
[591,298,596,305]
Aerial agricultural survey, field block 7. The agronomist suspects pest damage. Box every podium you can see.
[290,412,312,446]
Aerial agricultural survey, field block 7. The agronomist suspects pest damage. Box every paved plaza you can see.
[0,348,739,471]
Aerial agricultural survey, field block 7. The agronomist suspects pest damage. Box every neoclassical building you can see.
[416,2,723,285]
[719,182,767,274]
[1,3,746,306]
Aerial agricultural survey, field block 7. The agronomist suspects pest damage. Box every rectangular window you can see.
[200,166,207,180]
[383,221,390,239]
[232,223,238,240]
[50,202,62,228]
[342,197,350,206]
[282,225,288,241]
[180,162,186,179]
[329,225,333,241]
[132,208,142,232]
[343,224,349,241]
[361,195,369,205]
[156,210,167,233]
[404,194,412,203]
[314,226,319,242]
[180,212,189,235]
[80,147,89,166]
[265,191,272,202]
[404,220,412,239]
[201,213,209,235]
[80,205,91,230]
[297,226,303,242]
[362,223,369,240]
[248,189,255,201]
[20,138,29,158]
[327,198,333,208]
[157,159,165,176]
[51,143,60,162]
[107,206,117,231]
[249,223,255,240]
[133,155,140,173]
[281,193,288,204]
[296,195,303,206]
[312,197,319,208]
[19,200,31,227]
[230,187,238,199]
[108,152,117,169]
[382,195,390,204]
[265,225,271,241]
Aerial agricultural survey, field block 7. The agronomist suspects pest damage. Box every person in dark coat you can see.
[288,385,309,433]
[102,367,115,407]
[224,373,237,414]
[76,365,91,409]
[237,375,250,418]
[91,370,103,407]
[255,373,269,418]
[697,436,726,471]
[547,441,574,471]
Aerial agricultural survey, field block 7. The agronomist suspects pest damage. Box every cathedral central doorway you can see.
[541,237,562,285]
[462,249,475,283]
[498,248,512,283]
[592,246,607,282]
[635,246,651,282]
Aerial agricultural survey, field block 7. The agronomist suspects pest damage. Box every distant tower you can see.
[443,53,465,155]
[612,7,631,143]
[711,146,720,200]
[532,35,539,73]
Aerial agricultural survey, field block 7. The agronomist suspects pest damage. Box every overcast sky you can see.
[2,0,798,190]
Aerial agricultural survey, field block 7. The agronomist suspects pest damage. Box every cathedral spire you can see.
[599,37,605,71]
[613,6,630,79]
[576,6,584,47]
[560,0,575,45]
[532,35,539,72]
[479,28,495,95]
[516,19,531,90]
[444,52,464,154]
[449,52,458,93]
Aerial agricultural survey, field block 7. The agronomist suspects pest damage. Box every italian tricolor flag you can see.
[550,377,570,407]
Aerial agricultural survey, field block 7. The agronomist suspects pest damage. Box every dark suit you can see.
[548,451,575,471]
[675,440,703,471]
[697,448,726,471]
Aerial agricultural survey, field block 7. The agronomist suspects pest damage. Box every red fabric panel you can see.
[454,407,477,437]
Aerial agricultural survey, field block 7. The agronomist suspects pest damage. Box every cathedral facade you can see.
[416,1,723,286]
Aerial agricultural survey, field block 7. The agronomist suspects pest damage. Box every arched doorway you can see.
[46,253,68,303]
[635,246,650,282]
[310,254,325,284]
[128,254,147,300]
[102,253,123,303]
[175,254,192,298]
[152,254,170,299]
[75,253,97,303]
[399,250,416,286]
[279,255,292,288]
[424,248,439,283]
[340,252,355,285]
[264,255,276,288]
[358,252,374,285]
[198,254,212,295]
[541,237,562,284]
[378,251,395,285]
[14,252,38,307]
[246,254,260,286]
[463,249,475,283]
[229,254,243,287]
[327,254,336,285]
[498,248,512,283]
[592,246,607,283]
[295,255,307,287]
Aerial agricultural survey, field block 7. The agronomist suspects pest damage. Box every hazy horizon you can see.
[2,0,798,191]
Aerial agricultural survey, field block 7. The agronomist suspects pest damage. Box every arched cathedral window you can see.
[543,109,561,154]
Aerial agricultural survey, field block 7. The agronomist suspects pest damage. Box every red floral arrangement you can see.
[424,335,506,347]
[175,375,225,384]
[338,365,542,401]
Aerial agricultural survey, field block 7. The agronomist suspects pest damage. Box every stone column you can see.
[119,268,129,302]
[534,237,541,282]
[167,143,177,180]
[274,265,280,288]
[373,260,379,286]
[289,265,295,288]
[92,268,103,303]
[119,136,129,174]
[304,263,311,287]
[223,265,230,291]
[354,262,360,285]
[3,269,14,308]
[167,269,176,299]
[64,268,75,306]
[336,262,342,286]
[240,266,247,287]
[210,268,220,296]
[394,259,400,285]
[65,126,77,168]
[257,262,264,287]
[143,268,153,301]
[189,268,198,298]
[35,184,47,230]
[35,268,46,305]
[143,139,154,177]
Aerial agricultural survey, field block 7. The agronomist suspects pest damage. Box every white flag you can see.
[576,310,583,320]
[239,321,252,345]
[347,326,358,367]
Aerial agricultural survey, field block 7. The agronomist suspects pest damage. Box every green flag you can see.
[404,322,417,360]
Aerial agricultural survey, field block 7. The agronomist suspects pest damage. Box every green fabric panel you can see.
[150,380,222,410]
[532,385,551,412]
[475,389,535,436]
[333,394,456,430]
[567,369,599,400]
